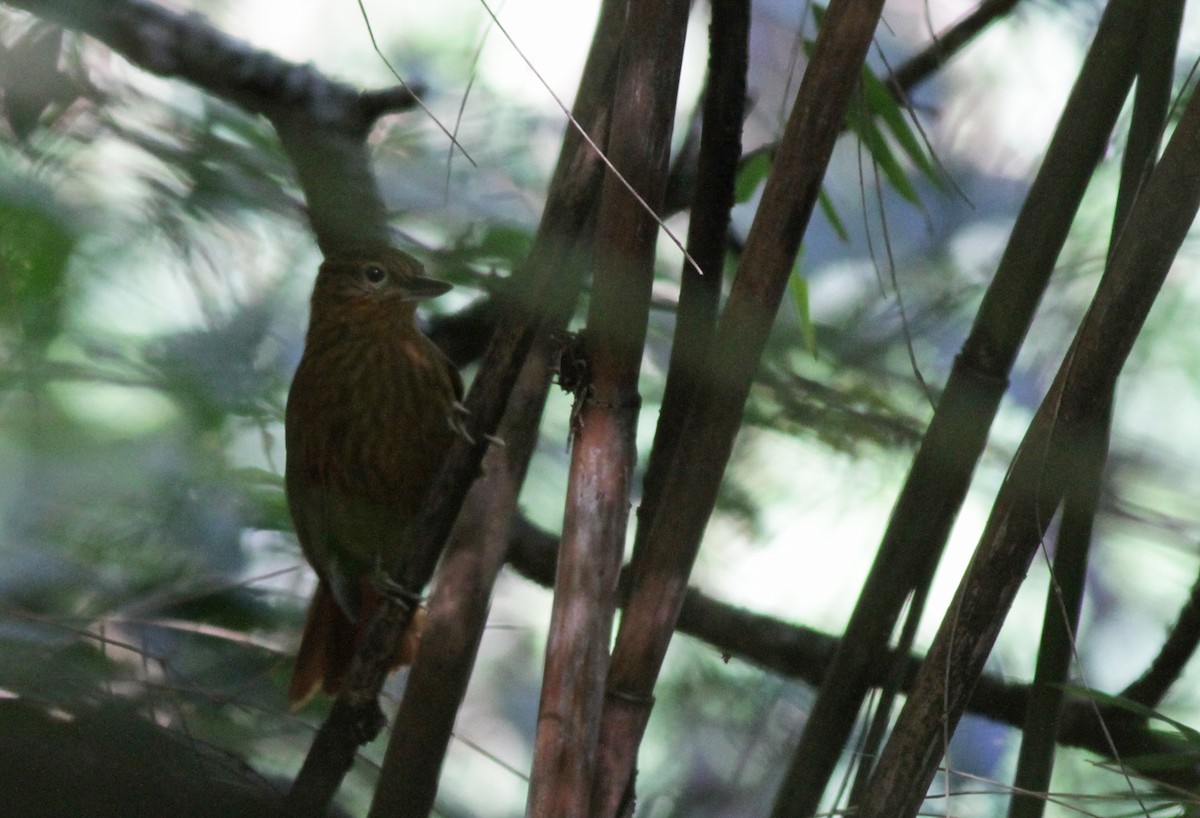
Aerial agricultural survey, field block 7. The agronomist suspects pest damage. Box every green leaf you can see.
[861,66,942,190]
[0,194,76,347]
[734,151,772,204]
[818,188,849,242]
[789,262,817,356]
[846,101,920,204]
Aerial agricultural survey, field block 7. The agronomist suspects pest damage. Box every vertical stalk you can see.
[524,0,691,813]
[590,1,887,814]
[592,1,748,812]
[1005,409,1106,818]
[367,4,625,811]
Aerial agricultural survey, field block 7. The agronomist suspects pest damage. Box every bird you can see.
[284,248,462,709]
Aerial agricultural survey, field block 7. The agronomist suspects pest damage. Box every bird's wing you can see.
[287,475,417,620]
[285,471,358,613]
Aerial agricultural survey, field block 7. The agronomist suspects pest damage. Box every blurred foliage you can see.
[2,2,1200,817]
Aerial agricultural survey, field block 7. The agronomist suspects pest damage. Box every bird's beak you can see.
[401,276,453,301]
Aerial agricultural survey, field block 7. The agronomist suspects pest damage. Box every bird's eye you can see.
[362,265,387,285]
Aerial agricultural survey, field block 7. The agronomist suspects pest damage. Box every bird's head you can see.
[312,248,452,310]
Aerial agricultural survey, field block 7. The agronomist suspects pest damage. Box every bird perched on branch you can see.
[285,248,462,709]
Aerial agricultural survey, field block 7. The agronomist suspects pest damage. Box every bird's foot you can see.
[448,401,474,443]
[447,401,506,447]
[371,557,422,612]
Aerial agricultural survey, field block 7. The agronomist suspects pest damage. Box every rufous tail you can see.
[288,579,424,710]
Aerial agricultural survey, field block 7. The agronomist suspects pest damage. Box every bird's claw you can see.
[447,401,506,448]
[448,400,474,443]
[371,557,422,612]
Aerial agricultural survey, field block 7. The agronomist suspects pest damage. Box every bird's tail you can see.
[288,579,424,710]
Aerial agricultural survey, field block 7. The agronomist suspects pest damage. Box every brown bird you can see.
[285,248,462,709]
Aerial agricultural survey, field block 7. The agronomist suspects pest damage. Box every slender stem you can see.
[364,3,623,809]
[888,0,1024,96]
[587,2,889,815]
[856,59,1200,818]
[1007,5,1181,814]
[772,2,1147,812]
[591,5,749,813]
[1006,405,1108,818]
[524,0,691,813]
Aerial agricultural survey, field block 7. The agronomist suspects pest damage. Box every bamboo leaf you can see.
[847,104,920,204]
[861,65,942,190]
[735,151,772,203]
[789,261,817,356]
[818,188,849,241]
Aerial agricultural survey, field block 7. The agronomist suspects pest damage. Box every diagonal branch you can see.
[364,1,624,813]
[1123,564,1200,708]
[888,0,1025,96]
[7,0,419,257]
[773,2,1148,811]
[857,53,1200,818]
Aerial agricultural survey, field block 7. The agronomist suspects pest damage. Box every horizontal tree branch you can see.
[504,517,1200,790]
